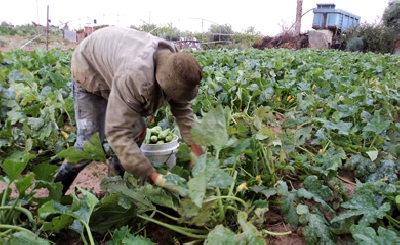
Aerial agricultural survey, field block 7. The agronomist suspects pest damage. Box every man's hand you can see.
[150,172,187,196]
[190,144,203,168]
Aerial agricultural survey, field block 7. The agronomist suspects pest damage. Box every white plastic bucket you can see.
[140,138,179,169]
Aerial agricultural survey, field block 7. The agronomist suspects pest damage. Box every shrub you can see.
[358,21,396,54]
[0,36,9,47]
[346,37,364,52]
[382,0,400,34]
[344,21,396,54]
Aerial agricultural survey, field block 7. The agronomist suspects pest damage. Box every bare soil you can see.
[0,34,78,52]
[0,162,108,199]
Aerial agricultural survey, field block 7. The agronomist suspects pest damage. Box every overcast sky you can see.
[1,0,390,36]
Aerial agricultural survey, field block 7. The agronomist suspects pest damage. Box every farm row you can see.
[0,47,399,244]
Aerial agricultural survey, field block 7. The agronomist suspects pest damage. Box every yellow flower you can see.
[61,131,69,139]
[256,175,262,181]
[236,182,248,192]
[15,93,21,99]
[312,84,317,90]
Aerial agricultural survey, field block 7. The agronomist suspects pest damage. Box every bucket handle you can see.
[164,150,175,163]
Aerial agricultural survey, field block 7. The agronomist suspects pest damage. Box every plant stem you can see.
[0,181,10,222]
[82,222,95,245]
[0,224,37,237]
[216,187,225,222]
[297,146,315,158]
[261,146,276,182]
[323,140,331,152]
[385,214,400,228]
[137,214,208,239]
[227,170,238,197]
[262,229,292,236]
[0,206,35,230]
[336,175,356,186]
[211,195,249,213]
[156,209,180,221]
[369,135,378,149]
[225,206,238,212]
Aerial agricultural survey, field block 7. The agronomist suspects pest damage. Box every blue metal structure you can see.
[312,4,361,31]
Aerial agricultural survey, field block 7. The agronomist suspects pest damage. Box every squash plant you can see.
[0,47,399,244]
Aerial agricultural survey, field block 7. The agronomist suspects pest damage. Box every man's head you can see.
[156,52,203,101]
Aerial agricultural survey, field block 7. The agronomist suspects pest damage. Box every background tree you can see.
[345,20,395,54]
[233,26,261,49]
[382,0,400,34]
[153,23,180,41]
[130,23,157,33]
[208,24,233,43]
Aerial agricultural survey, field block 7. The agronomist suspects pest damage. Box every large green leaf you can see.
[90,193,137,234]
[205,225,236,245]
[205,212,266,245]
[350,225,398,244]
[33,163,59,182]
[297,175,334,213]
[297,205,336,244]
[331,182,392,226]
[100,177,154,213]
[107,226,154,245]
[1,151,36,182]
[191,104,236,153]
[188,173,207,208]
[276,181,299,227]
[138,183,178,210]
[177,197,216,226]
[39,187,99,235]
[6,231,51,245]
[363,110,392,134]
[56,133,106,163]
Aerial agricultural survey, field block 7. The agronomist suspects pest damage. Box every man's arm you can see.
[105,76,157,179]
[168,99,204,163]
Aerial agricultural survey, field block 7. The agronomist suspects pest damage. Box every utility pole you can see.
[295,0,303,49]
[36,0,40,34]
[46,5,49,51]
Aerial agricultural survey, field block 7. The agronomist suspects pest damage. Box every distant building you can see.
[177,37,202,50]
[84,26,94,37]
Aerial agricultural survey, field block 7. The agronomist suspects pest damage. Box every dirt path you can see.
[0,35,78,52]
[64,161,108,195]
[0,162,107,198]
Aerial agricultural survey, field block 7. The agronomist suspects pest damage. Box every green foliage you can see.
[297,205,336,244]
[233,27,262,50]
[106,226,154,245]
[0,156,61,243]
[382,0,400,33]
[39,187,99,244]
[208,24,234,43]
[130,23,157,33]
[0,36,9,47]
[350,225,398,244]
[56,133,107,163]
[346,37,364,52]
[347,20,396,54]
[0,24,61,37]
[1,47,400,244]
[205,212,266,244]
[331,181,395,226]
[152,23,181,41]
[0,48,73,166]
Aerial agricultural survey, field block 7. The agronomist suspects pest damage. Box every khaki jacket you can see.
[71,26,196,179]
